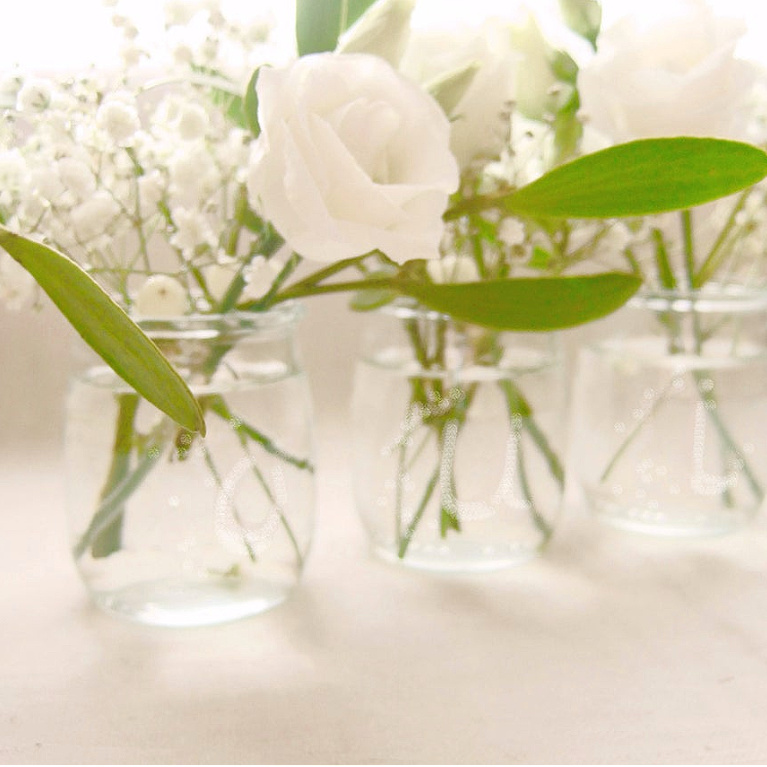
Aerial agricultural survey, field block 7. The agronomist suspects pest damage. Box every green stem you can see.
[89,393,140,558]
[205,395,314,472]
[398,467,440,559]
[514,421,554,540]
[693,189,751,289]
[73,421,173,560]
[199,443,258,563]
[208,405,306,569]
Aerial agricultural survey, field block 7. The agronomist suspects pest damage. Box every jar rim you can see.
[134,302,304,339]
[375,297,454,323]
[631,284,767,314]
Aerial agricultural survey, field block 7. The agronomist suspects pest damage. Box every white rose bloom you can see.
[247,52,458,264]
[134,274,188,317]
[71,192,122,242]
[426,254,480,283]
[401,21,517,170]
[579,0,757,141]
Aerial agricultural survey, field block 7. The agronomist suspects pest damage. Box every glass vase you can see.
[65,304,314,626]
[571,288,767,537]
[350,302,566,572]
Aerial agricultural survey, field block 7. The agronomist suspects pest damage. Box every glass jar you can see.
[571,288,767,537]
[65,304,314,626]
[350,302,566,572]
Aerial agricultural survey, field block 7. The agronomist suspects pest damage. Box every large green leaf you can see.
[0,227,205,434]
[296,0,377,55]
[445,138,767,221]
[394,268,641,331]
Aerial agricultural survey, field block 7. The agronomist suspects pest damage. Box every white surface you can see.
[3,300,767,764]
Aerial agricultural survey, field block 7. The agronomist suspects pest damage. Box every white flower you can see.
[56,158,96,198]
[203,261,238,302]
[16,78,53,113]
[137,171,166,217]
[498,218,526,247]
[176,103,209,141]
[247,52,458,264]
[0,149,28,191]
[426,254,480,283]
[164,0,200,27]
[170,206,216,254]
[242,256,281,300]
[97,96,141,145]
[401,20,517,169]
[71,192,122,242]
[168,144,219,202]
[579,0,757,141]
[134,274,188,317]
[30,166,66,202]
[509,13,558,122]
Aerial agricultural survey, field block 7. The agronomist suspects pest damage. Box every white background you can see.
[3,0,767,70]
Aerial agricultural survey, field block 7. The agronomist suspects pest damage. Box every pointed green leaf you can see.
[243,67,261,138]
[0,227,205,434]
[507,138,767,219]
[445,138,767,222]
[558,0,601,49]
[296,0,377,55]
[394,269,641,331]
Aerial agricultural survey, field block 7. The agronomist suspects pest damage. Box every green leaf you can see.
[349,287,397,312]
[393,268,641,331]
[528,246,553,271]
[0,227,205,434]
[446,138,767,221]
[296,0,377,55]
[558,0,601,50]
[243,67,261,138]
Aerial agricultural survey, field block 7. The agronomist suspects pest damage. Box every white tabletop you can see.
[3,301,767,764]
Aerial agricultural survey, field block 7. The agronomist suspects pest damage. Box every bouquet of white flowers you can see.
[1,0,765,616]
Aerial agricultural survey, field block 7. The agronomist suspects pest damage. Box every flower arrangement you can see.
[569,0,767,534]
[1,0,766,582]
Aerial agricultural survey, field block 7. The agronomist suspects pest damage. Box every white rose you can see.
[579,0,757,141]
[247,52,458,264]
[400,20,517,169]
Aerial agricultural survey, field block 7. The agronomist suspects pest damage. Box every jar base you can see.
[89,577,293,627]
[587,492,757,539]
[372,540,542,573]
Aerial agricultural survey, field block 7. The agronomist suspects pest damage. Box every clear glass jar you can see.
[350,302,566,572]
[571,287,767,537]
[65,305,314,626]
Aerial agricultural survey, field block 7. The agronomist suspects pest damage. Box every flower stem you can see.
[88,393,140,558]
